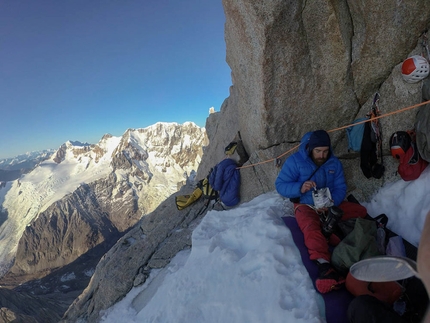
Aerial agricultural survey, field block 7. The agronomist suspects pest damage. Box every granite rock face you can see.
[199,0,430,203]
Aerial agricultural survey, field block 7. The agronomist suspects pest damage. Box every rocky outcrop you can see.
[198,0,430,203]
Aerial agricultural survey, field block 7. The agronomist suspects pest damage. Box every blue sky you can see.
[0,0,231,159]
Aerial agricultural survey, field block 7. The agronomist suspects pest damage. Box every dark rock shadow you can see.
[0,229,127,322]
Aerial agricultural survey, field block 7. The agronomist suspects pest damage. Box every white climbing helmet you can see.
[401,55,430,83]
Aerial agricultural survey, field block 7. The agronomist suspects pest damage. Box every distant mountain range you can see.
[0,149,56,181]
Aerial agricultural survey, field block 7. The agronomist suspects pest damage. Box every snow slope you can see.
[99,166,430,323]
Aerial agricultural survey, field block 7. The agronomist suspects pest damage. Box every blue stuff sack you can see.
[386,236,406,257]
[346,118,367,152]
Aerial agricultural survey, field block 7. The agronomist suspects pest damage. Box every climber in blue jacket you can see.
[275,130,367,294]
[276,131,347,206]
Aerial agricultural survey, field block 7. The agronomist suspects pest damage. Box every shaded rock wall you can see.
[0,288,62,323]
[198,0,430,203]
[8,181,127,276]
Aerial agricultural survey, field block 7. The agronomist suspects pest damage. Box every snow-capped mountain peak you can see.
[0,122,207,278]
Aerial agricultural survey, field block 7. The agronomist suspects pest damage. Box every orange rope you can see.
[236,99,430,170]
[238,144,300,169]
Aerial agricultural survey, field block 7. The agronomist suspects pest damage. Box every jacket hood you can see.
[299,131,333,161]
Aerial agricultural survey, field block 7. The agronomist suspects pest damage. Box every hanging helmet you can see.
[401,55,430,83]
[389,131,412,159]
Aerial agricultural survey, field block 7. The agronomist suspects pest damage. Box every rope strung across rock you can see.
[236,99,430,170]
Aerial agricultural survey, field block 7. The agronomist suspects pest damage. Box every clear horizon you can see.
[0,0,231,160]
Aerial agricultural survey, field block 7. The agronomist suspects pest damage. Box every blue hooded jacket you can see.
[209,158,240,207]
[275,132,346,206]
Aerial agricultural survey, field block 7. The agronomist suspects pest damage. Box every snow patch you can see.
[60,272,76,282]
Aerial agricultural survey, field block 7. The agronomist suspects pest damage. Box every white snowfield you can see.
[100,167,430,323]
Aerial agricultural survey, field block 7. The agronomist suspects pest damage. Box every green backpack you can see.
[331,218,381,275]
